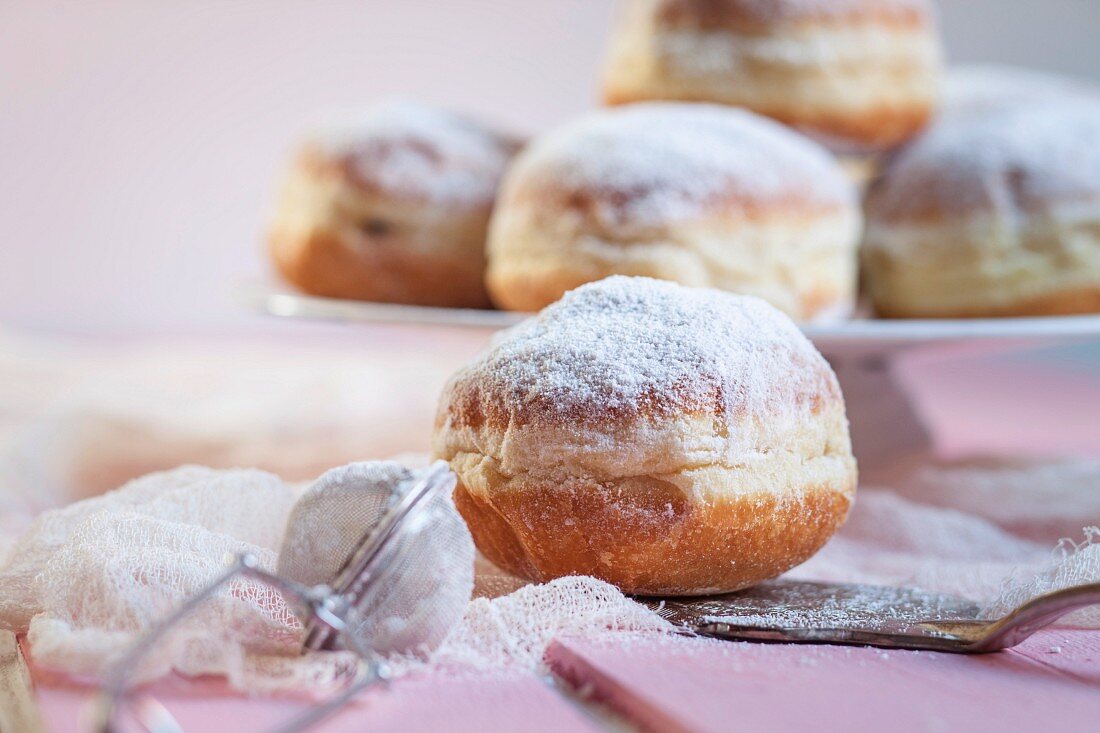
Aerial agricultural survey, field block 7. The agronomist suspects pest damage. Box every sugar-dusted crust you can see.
[433,277,858,594]
[494,103,854,222]
[602,0,942,151]
[485,103,861,319]
[268,157,494,307]
[267,102,519,307]
[863,101,1100,318]
[864,102,1100,222]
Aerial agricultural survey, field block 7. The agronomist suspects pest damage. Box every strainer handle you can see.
[302,461,456,652]
[93,554,385,733]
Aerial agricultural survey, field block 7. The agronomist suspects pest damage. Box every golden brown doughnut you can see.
[433,276,857,595]
[863,99,1100,319]
[268,102,520,308]
[602,0,943,151]
[486,103,861,321]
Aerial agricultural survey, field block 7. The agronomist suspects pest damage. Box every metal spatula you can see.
[644,580,1100,653]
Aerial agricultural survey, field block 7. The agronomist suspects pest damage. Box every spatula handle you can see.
[970,583,1100,652]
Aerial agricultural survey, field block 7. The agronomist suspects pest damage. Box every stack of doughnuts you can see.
[486,103,861,320]
[601,0,943,152]
[266,10,1100,322]
[433,276,857,595]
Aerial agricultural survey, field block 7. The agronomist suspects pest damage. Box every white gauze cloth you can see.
[0,466,306,687]
[1,457,1098,693]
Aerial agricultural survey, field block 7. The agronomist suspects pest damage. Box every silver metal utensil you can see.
[93,461,462,733]
[646,580,1100,653]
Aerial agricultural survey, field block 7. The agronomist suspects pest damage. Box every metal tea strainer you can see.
[93,460,475,733]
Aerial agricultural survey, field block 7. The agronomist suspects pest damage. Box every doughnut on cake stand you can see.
[242,283,1100,482]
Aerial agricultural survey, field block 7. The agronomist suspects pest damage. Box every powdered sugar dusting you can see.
[309,101,518,205]
[868,99,1100,220]
[508,103,854,228]
[678,580,979,630]
[943,65,1100,119]
[390,575,674,675]
[451,276,837,424]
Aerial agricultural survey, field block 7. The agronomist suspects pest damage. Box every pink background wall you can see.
[2,1,1100,335]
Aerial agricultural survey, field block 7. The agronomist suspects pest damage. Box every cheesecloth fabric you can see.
[0,462,481,692]
[0,457,1098,694]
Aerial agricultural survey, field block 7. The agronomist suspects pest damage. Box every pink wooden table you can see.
[23,340,1100,731]
[548,631,1100,733]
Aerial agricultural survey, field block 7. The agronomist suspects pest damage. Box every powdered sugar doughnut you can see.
[601,0,943,151]
[942,65,1100,120]
[863,99,1100,318]
[268,102,521,307]
[486,103,861,321]
[433,276,857,595]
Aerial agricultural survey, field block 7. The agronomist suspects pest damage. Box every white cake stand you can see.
[243,284,1100,482]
